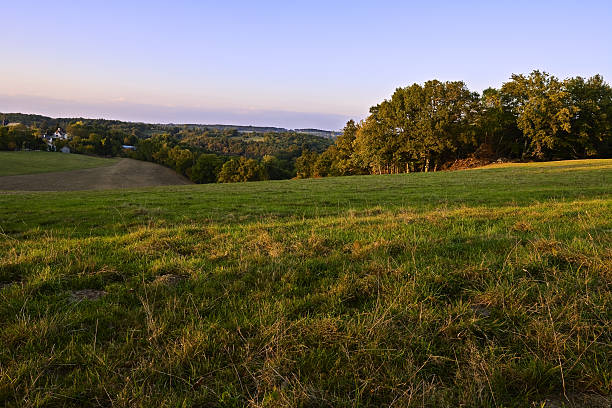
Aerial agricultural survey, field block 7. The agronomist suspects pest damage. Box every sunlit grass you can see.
[0,160,610,407]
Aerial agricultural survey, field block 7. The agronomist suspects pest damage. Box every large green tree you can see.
[501,71,577,159]
[352,80,478,173]
[564,75,612,158]
[478,88,523,158]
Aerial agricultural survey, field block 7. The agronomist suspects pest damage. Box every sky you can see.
[1,1,611,130]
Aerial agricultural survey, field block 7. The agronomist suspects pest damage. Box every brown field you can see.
[0,158,192,191]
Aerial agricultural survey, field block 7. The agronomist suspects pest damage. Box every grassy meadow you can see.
[0,152,117,176]
[0,159,610,407]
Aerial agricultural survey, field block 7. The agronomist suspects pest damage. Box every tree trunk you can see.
[424,157,430,172]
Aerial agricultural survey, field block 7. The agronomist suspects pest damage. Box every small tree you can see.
[168,146,194,176]
[262,155,292,180]
[217,157,267,183]
[190,154,224,183]
[295,150,319,178]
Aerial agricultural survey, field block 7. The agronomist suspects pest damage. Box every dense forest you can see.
[129,132,329,183]
[2,70,611,182]
[296,71,612,178]
[0,125,47,151]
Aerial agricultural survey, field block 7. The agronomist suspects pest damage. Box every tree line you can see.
[131,134,300,183]
[0,125,47,151]
[296,71,612,178]
[0,121,139,155]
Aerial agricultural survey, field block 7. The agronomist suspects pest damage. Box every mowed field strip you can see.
[0,152,192,191]
[0,159,610,407]
[0,151,118,176]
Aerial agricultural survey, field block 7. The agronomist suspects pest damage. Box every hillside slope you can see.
[0,157,192,191]
[0,151,118,177]
[0,160,610,407]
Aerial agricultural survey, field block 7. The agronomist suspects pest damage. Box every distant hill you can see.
[294,128,342,138]
[0,113,339,139]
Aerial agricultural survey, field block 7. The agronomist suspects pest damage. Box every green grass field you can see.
[0,151,117,176]
[0,159,610,407]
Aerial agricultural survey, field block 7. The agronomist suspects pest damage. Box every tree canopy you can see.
[296,70,612,178]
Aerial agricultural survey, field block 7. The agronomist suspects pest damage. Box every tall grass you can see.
[0,159,610,407]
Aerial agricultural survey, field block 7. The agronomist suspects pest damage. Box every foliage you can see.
[298,70,612,178]
[295,150,319,178]
[501,71,576,158]
[0,125,46,151]
[261,155,294,180]
[181,130,332,161]
[217,156,268,183]
[64,121,137,156]
[190,154,225,184]
[564,75,612,158]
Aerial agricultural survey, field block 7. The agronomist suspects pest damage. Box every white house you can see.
[54,128,70,140]
[39,128,71,151]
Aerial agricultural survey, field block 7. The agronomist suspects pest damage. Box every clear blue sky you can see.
[1,0,611,129]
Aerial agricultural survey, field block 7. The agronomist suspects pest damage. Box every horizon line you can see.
[0,94,354,131]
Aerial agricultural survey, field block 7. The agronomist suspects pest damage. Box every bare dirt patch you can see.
[152,274,187,286]
[0,158,192,191]
[71,289,107,301]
